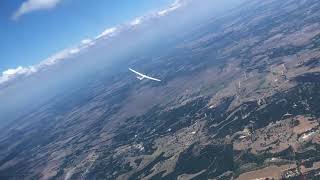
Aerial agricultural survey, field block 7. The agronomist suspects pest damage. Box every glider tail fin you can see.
[137,76,144,80]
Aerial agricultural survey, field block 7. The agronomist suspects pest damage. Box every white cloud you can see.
[130,17,143,26]
[40,47,82,66]
[80,38,96,49]
[157,0,184,16]
[69,48,80,54]
[12,0,62,20]
[0,46,84,85]
[81,39,92,45]
[95,27,118,39]
[0,66,37,84]
[157,5,180,16]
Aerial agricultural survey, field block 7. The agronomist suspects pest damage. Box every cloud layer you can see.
[0,66,36,84]
[12,0,62,20]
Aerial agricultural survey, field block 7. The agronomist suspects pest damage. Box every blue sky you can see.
[0,0,173,73]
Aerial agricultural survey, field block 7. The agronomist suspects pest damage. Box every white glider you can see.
[129,68,161,82]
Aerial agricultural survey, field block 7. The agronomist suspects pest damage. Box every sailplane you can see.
[129,68,161,82]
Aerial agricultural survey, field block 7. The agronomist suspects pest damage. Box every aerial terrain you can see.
[1,0,320,179]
